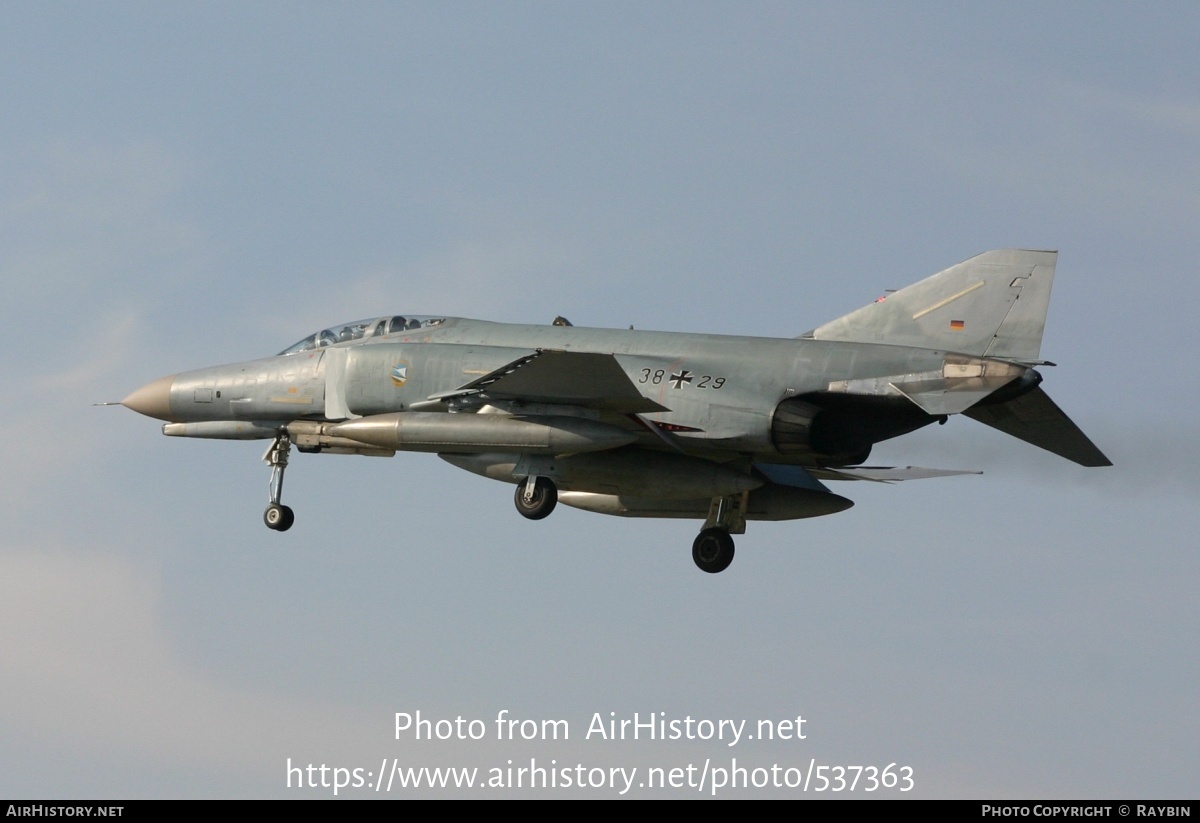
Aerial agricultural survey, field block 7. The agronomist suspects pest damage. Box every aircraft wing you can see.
[812,466,983,483]
[757,462,979,485]
[754,462,835,492]
[431,350,669,413]
[964,385,1112,467]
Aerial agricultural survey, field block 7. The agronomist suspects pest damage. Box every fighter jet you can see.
[119,249,1109,572]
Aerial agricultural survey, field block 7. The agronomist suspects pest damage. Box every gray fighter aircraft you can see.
[120,249,1109,572]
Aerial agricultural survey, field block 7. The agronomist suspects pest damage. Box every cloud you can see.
[0,549,379,780]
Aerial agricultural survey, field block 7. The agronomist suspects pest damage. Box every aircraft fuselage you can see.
[146,319,953,464]
[119,250,1110,572]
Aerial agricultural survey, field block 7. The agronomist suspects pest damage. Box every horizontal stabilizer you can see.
[813,466,982,483]
[805,249,1057,361]
[964,386,1111,467]
[432,350,668,413]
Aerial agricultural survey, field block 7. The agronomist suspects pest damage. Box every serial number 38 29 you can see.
[638,368,726,389]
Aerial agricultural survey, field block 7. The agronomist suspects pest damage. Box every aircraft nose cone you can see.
[121,374,176,420]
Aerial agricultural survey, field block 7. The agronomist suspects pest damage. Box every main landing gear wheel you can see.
[692,527,735,573]
[514,476,557,520]
[264,503,295,532]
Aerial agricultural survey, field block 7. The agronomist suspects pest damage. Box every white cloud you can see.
[0,549,377,776]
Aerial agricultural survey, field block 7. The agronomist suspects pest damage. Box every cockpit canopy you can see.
[278,315,446,355]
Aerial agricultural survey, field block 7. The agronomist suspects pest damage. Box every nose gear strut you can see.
[263,433,295,531]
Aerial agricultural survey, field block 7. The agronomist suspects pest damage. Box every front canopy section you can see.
[277,315,448,355]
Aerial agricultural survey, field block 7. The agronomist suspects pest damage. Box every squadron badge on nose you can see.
[391,361,409,387]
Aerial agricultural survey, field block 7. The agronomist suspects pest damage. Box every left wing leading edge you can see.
[432,350,669,413]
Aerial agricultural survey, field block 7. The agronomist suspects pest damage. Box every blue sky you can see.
[2,2,1197,797]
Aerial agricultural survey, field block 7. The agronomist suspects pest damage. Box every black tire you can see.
[692,527,735,573]
[514,477,557,520]
[264,504,295,531]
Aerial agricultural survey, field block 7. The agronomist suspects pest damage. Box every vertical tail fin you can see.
[804,249,1058,361]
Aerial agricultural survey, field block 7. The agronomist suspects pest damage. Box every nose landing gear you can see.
[264,502,294,531]
[263,433,295,531]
